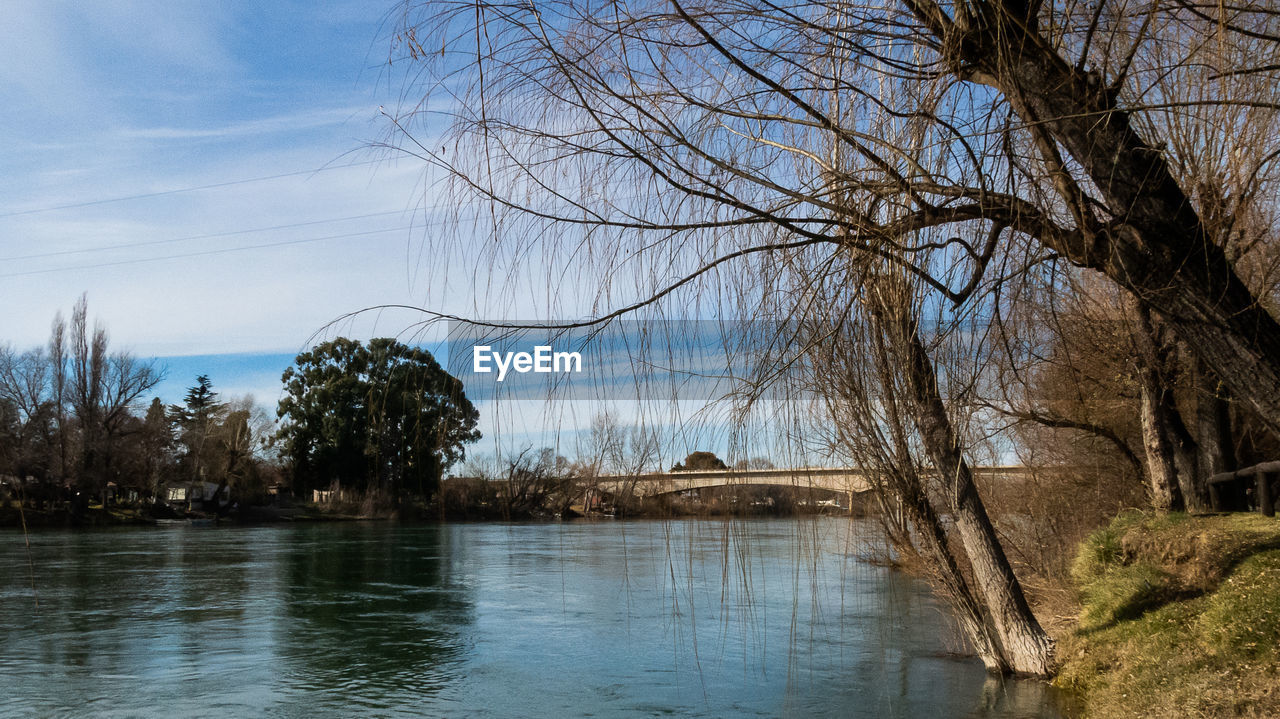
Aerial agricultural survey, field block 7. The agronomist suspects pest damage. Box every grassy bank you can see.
[1056,511,1280,718]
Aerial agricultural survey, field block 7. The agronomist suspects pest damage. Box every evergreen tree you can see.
[169,375,226,483]
[139,398,173,496]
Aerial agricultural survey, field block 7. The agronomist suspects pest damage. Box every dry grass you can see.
[1056,512,1280,718]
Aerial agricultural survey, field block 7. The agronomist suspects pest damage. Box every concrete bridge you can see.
[594,466,1029,498]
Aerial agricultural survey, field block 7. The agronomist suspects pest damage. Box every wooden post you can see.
[1259,472,1275,517]
[1210,461,1280,514]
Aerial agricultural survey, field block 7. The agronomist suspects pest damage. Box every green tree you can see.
[276,338,480,500]
[179,375,221,420]
[169,375,226,484]
[671,451,727,472]
[139,397,173,497]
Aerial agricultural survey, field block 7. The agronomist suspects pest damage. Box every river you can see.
[0,518,1071,717]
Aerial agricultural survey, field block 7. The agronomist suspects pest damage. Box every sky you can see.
[0,2,837,467]
[0,2,763,465]
[1,1,450,401]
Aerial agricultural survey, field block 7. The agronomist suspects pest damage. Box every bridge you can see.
[593,466,1030,498]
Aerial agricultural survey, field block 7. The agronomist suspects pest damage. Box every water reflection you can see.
[972,675,1077,718]
[0,519,1070,718]
[276,524,470,709]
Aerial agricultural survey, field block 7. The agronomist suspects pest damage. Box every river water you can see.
[0,518,1070,718]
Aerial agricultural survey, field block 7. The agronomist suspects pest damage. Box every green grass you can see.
[1057,512,1280,718]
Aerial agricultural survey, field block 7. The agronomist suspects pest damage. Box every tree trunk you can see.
[882,467,1010,673]
[1138,378,1186,512]
[960,15,1280,440]
[1174,443,1201,510]
[1130,303,1200,510]
[1195,359,1236,510]
[870,291,1055,677]
[861,342,1010,673]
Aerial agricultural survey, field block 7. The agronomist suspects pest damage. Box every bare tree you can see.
[65,295,161,501]
[988,270,1200,513]
[870,285,1052,675]
[495,446,574,518]
[386,0,1280,427]
[787,255,1053,674]
[798,269,1014,671]
[48,312,68,484]
[380,0,1280,676]
[576,412,660,513]
[0,346,58,482]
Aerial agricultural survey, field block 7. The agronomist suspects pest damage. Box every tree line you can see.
[0,300,483,515]
[1,295,165,509]
[0,297,281,513]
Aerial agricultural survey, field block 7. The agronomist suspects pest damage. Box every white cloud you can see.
[117,106,371,142]
[0,158,440,355]
[0,2,610,373]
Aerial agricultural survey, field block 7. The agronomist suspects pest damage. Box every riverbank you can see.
[0,504,156,528]
[1056,511,1280,718]
[0,501,386,528]
[0,498,857,529]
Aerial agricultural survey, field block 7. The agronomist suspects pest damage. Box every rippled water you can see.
[0,519,1070,717]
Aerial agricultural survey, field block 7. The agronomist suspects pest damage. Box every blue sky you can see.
[0,2,821,466]
[1,1,444,401]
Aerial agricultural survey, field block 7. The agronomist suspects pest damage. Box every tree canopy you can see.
[671,451,728,472]
[276,337,481,498]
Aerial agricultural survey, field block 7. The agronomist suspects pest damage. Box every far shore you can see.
[1,500,861,530]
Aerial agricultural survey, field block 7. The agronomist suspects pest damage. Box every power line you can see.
[0,226,415,279]
[0,209,409,262]
[0,159,385,219]
[1,191,658,277]
[3,191,655,265]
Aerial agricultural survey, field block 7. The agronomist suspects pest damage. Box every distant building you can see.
[164,481,229,510]
[105,481,142,504]
[311,488,355,504]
